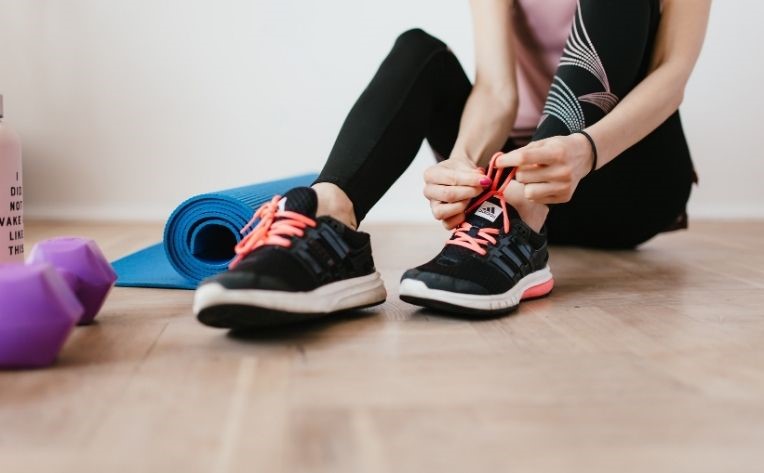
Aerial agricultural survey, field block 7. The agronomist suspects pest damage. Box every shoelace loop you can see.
[229,195,316,269]
[445,152,516,256]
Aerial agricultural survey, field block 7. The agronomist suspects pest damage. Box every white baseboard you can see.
[686,203,764,220]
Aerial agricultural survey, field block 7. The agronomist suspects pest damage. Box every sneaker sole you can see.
[194,272,387,329]
[398,266,554,317]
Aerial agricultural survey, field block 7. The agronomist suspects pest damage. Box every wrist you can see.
[570,131,597,176]
[448,153,478,167]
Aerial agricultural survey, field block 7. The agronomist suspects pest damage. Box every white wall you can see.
[0,0,761,222]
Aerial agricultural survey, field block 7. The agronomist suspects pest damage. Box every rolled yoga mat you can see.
[112,173,317,290]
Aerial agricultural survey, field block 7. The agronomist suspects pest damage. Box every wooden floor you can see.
[2,220,764,473]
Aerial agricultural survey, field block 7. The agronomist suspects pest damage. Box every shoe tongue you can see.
[464,167,519,229]
[466,195,511,229]
[439,193,520,260]
[279,187,318,217]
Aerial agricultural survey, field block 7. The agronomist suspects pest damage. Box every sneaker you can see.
[399,153,554,316]
[194,187,387,328]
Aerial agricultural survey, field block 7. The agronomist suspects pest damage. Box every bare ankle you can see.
[503,181,548,233]
[312,182,358,229]
[514,201,548,233]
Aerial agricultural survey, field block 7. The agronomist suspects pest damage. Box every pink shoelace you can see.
[229,195,317,269]
[445,152,517,256]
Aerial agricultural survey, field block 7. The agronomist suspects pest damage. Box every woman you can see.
[192,0,711,328]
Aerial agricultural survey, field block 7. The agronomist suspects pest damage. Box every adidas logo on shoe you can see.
[474,201,502,222]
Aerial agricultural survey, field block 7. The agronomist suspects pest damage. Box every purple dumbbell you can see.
[0,263,83,368]
[27,237,117,325]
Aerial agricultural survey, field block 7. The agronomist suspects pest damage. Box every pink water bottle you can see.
[0,95,24,263]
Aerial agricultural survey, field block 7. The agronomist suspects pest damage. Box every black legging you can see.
[315,0,695,249]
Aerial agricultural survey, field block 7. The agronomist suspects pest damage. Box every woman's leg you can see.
[313,28,472,227]
[527,0,695,248]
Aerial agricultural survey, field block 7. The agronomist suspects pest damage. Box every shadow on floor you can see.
[225,307,380,342]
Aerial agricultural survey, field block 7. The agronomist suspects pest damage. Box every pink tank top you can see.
[510,0,664,136]
[511,0,578,137]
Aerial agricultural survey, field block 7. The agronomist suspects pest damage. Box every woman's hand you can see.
[496,133,594,204]
[423,157,490,229]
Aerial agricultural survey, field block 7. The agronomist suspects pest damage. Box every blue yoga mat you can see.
[112,173,317,290]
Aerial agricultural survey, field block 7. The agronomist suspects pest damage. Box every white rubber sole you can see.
[193,272,387,316]
[399,265,554,315]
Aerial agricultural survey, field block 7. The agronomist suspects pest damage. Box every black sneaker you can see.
[194,187,387,328]
[399,154,553,316]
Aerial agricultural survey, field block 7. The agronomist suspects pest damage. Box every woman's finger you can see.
[523,182,568,201]
[529,192,571,205]
[496,144,560,168]
[423,183,483,203]
[515,164,569,184]
[424,166,488,187]
[430,200,468,221]
[443,213,466,229]
[542,194,571,204]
